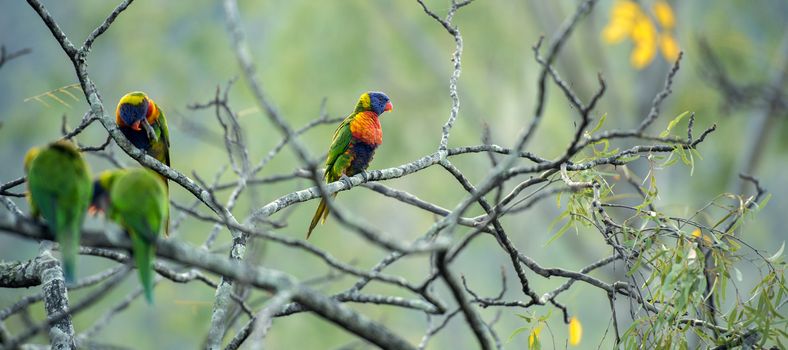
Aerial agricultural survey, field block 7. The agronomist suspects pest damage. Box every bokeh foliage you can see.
[1,0,785,348]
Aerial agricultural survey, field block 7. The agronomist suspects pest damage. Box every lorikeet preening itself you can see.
[116,91,170,236]
[91,168,168,303]
[24,140,93,282]
[307,91,393,238]
[116,91,170,169]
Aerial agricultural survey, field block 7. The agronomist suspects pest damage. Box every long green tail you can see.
[160,175,170,237]
[307,198,327,239]
[58,226,79,283]
[131,233,155,304]
[306,193,337,239]
[43,197,79,283]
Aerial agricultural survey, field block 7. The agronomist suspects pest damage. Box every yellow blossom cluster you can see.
[527,317,582,349]
[602,0,680,69]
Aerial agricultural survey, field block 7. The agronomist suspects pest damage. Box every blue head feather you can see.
[118,99,149,127]
[367,91,391,115]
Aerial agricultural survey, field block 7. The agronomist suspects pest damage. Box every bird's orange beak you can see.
[131,119,142,131]
[384,101,393,112]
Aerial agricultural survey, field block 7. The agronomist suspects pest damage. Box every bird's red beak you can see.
[131,119,142,131]
[384,101,393,112]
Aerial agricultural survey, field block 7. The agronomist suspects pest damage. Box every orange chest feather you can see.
[349,112,382,145]
[146,101,159,125]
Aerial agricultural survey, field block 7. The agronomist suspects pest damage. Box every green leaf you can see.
[537,310,552,322]
[674,145,696,175]
[690,148,704,160]
[508,326,530,342]
[516,314,533,323]
[727,308,738,329]
[768,241,785,262]
[545,215,573,246]
[617,154,641,164]
[589,113,607,134]
[727,238,741,252]
[661,154,679,167]
[713,210,736,231]
[634,176,658,212]
[547,210,569,232]
[659,110,690,137]
[759,193,772,208]
[733,267,743,282]
[627,253,645,276]
[593,139,610,155]
[675,145,690,166]
[691,326,709,342]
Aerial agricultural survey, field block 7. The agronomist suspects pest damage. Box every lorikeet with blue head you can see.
[307,91,393,238]
[115,91,170,235]
[25,140,93,282]
[91,168,168,303]
[116,92,170,170]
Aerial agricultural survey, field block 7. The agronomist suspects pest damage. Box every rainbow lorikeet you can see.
[116,91,170,235]
[115,92,170,170]
[92,168,168,303]
[25,140,93,282]
[307,91,393,238]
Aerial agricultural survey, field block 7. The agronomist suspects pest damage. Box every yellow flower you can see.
[630,15,657,44]
[612,1,642,20]
[631,42,655,68]
[652,1,676,29]
[659,33,680,61]
[529,326,542,349]
[602,1,642,43]
[569,317,583,346]
[630,17,657,68]
[691,228,713,246]
[602,0,680,69]
[602,19,633,44]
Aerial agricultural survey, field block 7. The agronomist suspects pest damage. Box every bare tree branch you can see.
[0,46,32,69]
[2,0,779,348]
[1,218,419,350]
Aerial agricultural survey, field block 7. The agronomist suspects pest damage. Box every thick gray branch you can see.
[0,219,417,350]
[0,259,41,288]
[37,244,76,350]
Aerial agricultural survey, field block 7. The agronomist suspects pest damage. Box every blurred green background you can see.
[1,0,785,348]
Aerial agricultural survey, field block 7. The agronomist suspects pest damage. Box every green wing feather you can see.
[325,117,353,181]
[109,169,167,303]
[153,109,170,167]
[130,233,156,303]
[151,109,171,236]
[26,141,92,282]
[307,114,355,238]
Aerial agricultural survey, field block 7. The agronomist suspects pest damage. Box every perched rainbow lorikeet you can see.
[91,168,168,303]
[116,92,170,170]
[25,140,93,282]
[115,91,170,235]
[307,91,393,238]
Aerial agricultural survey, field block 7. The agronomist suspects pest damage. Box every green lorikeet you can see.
[307,91,393,238]
[25,140,93,282]
[92,168,168,303]
[115,91,171,236]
